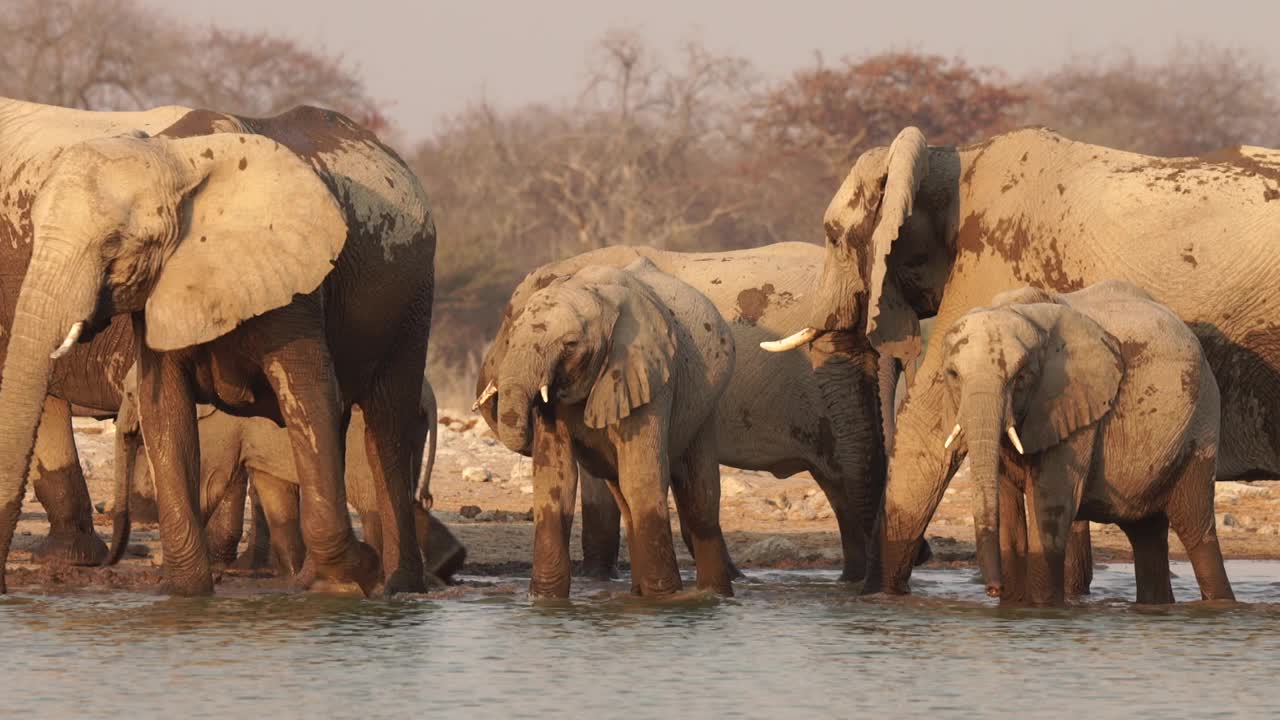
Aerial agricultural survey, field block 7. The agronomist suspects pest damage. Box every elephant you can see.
[0,100,436,597]
[486,259,735,598]
[108,373,467,583]
[877,281,1234,605]
[476,242,932,585]
[763,126,1280,587]
[0,100,196,568]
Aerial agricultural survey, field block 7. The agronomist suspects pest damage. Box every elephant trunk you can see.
[494,349,554,455]
[0,235,101,592]
[958,383,1007,597]
[873,377,957,594]
[106,399,142,566]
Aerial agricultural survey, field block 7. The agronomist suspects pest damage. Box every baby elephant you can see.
[110,377,466,584]
[880,280,1233,605]
[488,259,735,598]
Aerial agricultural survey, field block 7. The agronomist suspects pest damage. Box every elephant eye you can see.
[946,367,959,380]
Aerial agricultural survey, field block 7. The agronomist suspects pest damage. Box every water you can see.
[3,561,1280,719]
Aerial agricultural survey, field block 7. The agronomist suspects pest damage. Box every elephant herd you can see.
[1,98,1278,607]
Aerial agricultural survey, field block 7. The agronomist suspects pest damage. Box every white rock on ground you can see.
[462,466,492,483]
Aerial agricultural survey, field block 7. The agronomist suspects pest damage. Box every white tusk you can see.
[1007,426,1025,455]
[759,327,818,353]
[540,385,550,403]
[471,381,498,412]
[943,423,962,449]
[49,322,84,359]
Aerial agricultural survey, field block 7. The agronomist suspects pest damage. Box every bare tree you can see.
[0,0,178,109]
[1025,43,1280,156]
[0,0,386,127]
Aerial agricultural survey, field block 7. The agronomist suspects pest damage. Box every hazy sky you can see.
[167,1,1280,143]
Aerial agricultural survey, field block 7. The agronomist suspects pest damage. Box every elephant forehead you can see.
[525,285,597,321]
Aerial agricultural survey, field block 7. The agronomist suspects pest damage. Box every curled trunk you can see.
[0,240,100,592]
[494,350,552,455]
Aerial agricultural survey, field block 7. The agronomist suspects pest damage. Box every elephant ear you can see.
[1013,304,1124,454]
[583,279,676,429]
[860,128,930,365]
[144,134,347,351]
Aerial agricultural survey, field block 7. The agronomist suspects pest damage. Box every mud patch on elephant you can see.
[734,283,797,326]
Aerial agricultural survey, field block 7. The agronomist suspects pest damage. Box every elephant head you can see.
[879,291,1123,595]
[491,264,675,454]
[0,130,346,590]
[763,127,945,367]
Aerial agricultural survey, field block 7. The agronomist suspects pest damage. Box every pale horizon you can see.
[161,0,1280,143]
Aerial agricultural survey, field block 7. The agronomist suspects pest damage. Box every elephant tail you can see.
[417,379,438,510]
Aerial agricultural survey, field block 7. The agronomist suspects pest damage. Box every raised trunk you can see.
[872,377,957,594]
[0,239,100,592]
[959,385,1005,597]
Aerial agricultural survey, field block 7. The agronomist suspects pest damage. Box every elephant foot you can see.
[529,576,572,599]
[308,541,381,598]
[430,546,467,584]
[635,575,683,598]
[579,557,620,581]
[161,567,216,596]
[384,567,427,597]
[31,528,108,566]
[914,538,933,566]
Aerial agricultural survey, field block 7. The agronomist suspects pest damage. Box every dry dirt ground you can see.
[8,412,1280,592]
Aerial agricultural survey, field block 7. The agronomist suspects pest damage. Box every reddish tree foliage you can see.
[751,52,1028,179]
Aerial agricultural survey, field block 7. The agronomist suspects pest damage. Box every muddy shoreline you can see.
[8,413,1280,593]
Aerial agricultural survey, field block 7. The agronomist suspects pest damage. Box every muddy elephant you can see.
[478,243,932,584]
[0,100,436,597]
[764,126,1280,587]
[879,281,1233,605]
[0,101,199,569]
[486,260,735,598]
[109,372,466,583]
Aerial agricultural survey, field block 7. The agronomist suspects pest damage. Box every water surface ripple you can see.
[3,560,1279,719]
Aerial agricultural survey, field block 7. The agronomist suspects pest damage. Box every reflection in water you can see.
[4,561,1280,719]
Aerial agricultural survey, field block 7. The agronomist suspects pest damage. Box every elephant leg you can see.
[253,473,305,577]
[670,425,733,596]
[578,467,621,580]
[136,339,212,596]
[615,409,681,597]
[231,483,274,573]
[1165,450,1234,601]
[358,510,384,559]
[29,396,107,566]
[1119,514,1174,604]
[529,409,578,599]
[1063,520,1094,596]
[417,507,467,582]
[998,478,1028,604]
[204,464,247,570]
[263,331,379,596]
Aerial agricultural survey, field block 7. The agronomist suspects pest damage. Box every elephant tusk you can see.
[540,385,550,403]
[1007,426,1025,455]
[50,321,84,359]
[943,423,962,450]
[472,381,497,412]
[760,327,818,352]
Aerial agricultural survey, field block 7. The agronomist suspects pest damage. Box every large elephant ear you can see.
[859,128,929,364]
[144,134,347,351]
[1013,304,1124,454]
[583,279,676,429]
